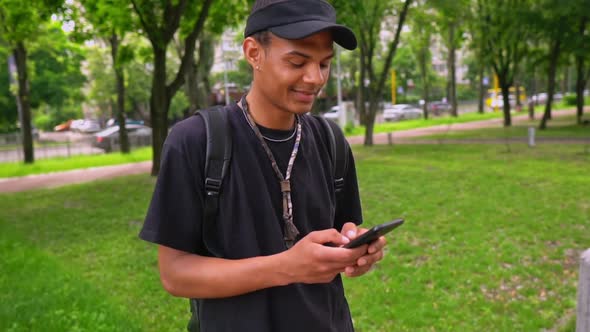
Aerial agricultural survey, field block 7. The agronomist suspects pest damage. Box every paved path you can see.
[347,109,579,145]
[0,109,585,193]
[0,161,152,193]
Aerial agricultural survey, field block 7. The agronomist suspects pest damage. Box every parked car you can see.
[70,119,101,133]
[383,104,423,122]
[106,118,145,127]
[323,106,340,120]
[93,124,151,152]
[54,120,72,132]
[69,119,85,131]
[428,101,451,115]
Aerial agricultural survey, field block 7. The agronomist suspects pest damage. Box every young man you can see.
[140,0,388,331]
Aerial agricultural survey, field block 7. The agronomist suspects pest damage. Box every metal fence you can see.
[0,132,151,163]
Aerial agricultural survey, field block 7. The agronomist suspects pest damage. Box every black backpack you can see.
[187,105,349,332]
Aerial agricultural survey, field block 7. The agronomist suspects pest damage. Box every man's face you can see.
[254,31,334,115]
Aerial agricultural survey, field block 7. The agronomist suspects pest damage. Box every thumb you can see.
[340,222,358,240]
[307,229,350,246]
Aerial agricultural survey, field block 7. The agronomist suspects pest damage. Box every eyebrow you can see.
[286,50,335,60]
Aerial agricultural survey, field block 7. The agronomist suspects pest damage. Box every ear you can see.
[243,37,263,69]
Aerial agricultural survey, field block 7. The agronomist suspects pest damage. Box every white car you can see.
[77,120,102,133]
[383,104,423,122]
[323,106,340,120]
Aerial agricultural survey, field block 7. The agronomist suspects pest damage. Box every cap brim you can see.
[269,20,357,50]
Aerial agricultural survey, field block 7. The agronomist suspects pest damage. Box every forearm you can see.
[158,246,292,299]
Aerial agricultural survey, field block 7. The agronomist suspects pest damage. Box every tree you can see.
[333,0,412,146]
[131,0,214,175]
[407,0,435,118]
[0,0,62,163]
[572,1,590,124]
[533,0,576,129]
[475,0,532,126]
[430,0,469,117]
[80,0,137,153]
[180,3,251,113]
[465,0,489,114]
[29,22,86,130]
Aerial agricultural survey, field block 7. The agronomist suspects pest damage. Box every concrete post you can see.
[577,249,590,332]
[528,127,536,147]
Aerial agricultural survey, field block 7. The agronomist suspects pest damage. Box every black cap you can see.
[244,0,357,50]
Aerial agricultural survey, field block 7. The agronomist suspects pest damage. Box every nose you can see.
[302,63,326,86]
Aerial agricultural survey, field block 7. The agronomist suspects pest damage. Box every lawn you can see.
[0,144,588,331]
[0,147,152,178]
[345,110,526,137]
[414,115,590,140]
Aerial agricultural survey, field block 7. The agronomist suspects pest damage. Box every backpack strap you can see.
[313,115,349,193]
[195,105,232,258]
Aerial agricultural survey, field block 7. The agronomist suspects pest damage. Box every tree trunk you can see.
[562,66,568,94]
[419,48,429,119]
[150,46,171,175]
[363,101,377,146]
[575,16,588,125]
[422,80,430,120]
[500,81,512,127]
[185,51,199,113]
[478,63,484,114]
[448,23,458,117]
[358,51,367,128]
[110,33,130,153]
[196,33,215,110]
[14,42,34,163]
[540,39,561,130]
[575,57,587,124]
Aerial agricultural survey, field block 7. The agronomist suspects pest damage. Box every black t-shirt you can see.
[140,102,363,332]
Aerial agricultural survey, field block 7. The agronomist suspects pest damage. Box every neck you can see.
[244,86,296,130]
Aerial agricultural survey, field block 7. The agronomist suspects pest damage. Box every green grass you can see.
[1,144,588,331]
[345,110,524,137]
[0,147,152,178]
[415,115,590,140]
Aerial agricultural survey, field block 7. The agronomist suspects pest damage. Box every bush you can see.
[34,113,52,131]
[564,93,577,106]
[396,94,421,105]
[457,84,478,101]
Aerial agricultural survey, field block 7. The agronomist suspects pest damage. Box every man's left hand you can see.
[340,222,387,277]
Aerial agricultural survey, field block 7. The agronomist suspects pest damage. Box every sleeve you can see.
[334,144,363,231]
[139,122,207,255]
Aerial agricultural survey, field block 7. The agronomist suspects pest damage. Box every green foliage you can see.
[456,84,478,101]
[563,93,578,106]
[85,35,153,121]
[0,53,18,133]
[0,0,63,44]
[29,23,86,109]
[212,58,252,91]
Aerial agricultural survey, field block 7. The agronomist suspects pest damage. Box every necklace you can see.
[240,94,302,248]
[239,100,299,143]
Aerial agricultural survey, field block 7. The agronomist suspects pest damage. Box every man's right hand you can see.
[279,229,368,284]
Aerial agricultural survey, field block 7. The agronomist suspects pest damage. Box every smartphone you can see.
[343,219,404,249]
